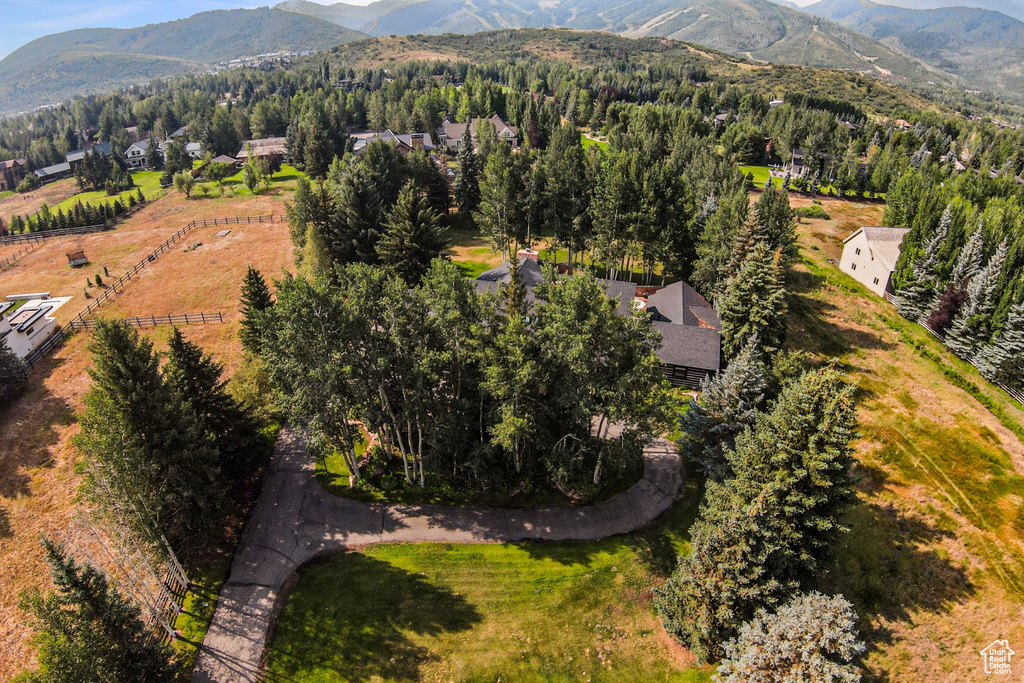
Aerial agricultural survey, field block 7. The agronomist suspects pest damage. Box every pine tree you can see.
[454,125,480,216]
[753,186,796,260]
[718,242,787,358]
[0,336,29,413]
[716,592,864,683]
[164,328,265,483]
[334,168,383,264]
[303,120,333,180]
[975,301,1024,390]
[896,205,951,320]
[678,334,766,480]
[946,240,1008,358]
[240,265,274,354]
[950,223,986,287]
[655,367,858,663]
[17,538,177,683]
[376,182,448,285]
[74,320,225,545]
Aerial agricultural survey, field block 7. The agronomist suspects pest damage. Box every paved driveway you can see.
[191,427,684,682]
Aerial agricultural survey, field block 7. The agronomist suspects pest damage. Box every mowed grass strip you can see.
[265,485,710,683]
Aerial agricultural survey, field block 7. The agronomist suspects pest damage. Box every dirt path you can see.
[190,427,684,682]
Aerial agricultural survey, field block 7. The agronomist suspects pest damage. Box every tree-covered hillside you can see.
[0,8,366,115]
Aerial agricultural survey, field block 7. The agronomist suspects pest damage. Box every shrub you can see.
[794,205,831,220]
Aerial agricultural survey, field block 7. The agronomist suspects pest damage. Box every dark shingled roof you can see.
[477,257,546,288]
[653,322,722,372]
[646,280,718,328]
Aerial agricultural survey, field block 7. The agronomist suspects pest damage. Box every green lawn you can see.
[207,163,305,198]
[265,480,712,683]
[0,190,12,201]
[49,170,164,214]
[581,133,609,151]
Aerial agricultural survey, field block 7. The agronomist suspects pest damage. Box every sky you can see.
[0,0,370,60]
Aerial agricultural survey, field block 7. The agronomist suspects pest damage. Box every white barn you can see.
[840,226,910,297]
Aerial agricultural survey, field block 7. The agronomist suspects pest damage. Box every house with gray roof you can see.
[840,226,911,297]
[351,130,435,156]
[475,257,721,388]
[438,116,519,151]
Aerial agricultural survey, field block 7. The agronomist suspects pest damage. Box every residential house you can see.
[351,130,435,156]
[236,137,287,164]
[0,294,71,359]
[475,257,721,389]
[437,116,519,151]
[0,158,26,192]
[840,226,910,297]
[124,139,151,170]
[66,141,111,169]
[34,162,72,184]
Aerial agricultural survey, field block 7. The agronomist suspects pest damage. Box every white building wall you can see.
[840,232,895,297]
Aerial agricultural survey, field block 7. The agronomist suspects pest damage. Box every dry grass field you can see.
[789,195,1024,682]
[0,186,294,680]
[0,179,80,225]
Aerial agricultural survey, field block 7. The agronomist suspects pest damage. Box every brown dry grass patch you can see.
[793,198,1024,682]
[0,179,80,225]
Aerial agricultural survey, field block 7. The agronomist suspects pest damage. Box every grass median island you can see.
[314,441,645,507]
[264,479,712,683]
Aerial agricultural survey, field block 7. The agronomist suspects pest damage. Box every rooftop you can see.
[845,226,911,272]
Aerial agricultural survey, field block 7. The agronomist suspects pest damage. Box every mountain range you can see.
[0,9,365,115]
[4,0,1024,116]
[801,0,1024,94]
[277,0,945,82]
[275,0,1024,97]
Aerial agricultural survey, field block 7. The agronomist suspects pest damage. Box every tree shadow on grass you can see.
[821,502,974,651]
[263,550,482,682]
[0,354,72,499]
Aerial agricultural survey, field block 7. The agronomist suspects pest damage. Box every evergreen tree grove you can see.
[17,538,177,683]
[655,366,858,663]
[165,327,267,483]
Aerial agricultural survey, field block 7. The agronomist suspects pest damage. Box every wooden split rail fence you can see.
[22,214,285,368]
[69,311,225,331]
[0,243,36,272]
[0,187,168,247]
